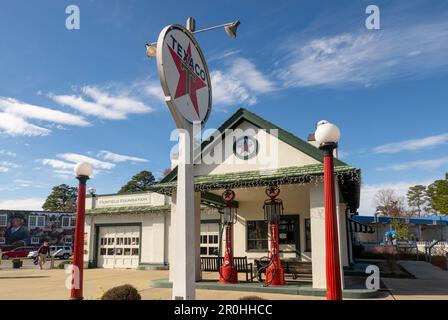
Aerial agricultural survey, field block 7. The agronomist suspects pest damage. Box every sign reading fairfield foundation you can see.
[156,24,212,128]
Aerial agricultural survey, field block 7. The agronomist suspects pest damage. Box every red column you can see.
[323,150,343,300]
[219,223,238,283]
[70,175,88,300]
[266,223,285,286]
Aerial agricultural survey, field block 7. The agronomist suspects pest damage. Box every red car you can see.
[1,246,38,259]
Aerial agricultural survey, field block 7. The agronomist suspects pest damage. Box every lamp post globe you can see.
[315,120,340,146]
[74,162,93,177]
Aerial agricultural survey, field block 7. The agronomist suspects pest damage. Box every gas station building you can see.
[83,108,361,289]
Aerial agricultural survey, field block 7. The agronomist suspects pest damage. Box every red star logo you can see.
[168,43,206,118]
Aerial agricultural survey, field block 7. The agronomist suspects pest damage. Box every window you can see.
[0,214,7,227]
[62,217,76,228]
[200,232,219,256]
[28,215,45,228]
[100,248,106,255]
[0,237,5,244]
[305,219,311,252]
[131,248,139,256]
[247,220,268,251]
[124,248,131,256]
[65,235,73,244]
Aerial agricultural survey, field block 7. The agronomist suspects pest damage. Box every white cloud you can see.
[359,179,434,215]
[0,150,16,157]
[228,58,275,93]
[50,94,126,120]
[211,70,257,107]
[144,81,165,103]
[98,150,149,163]
[279,20,448,87]
[0,198,45,210]
[0,97,89,127]
[377,157,448,171]
[58,153,115,170]
[50,85,154,120]
[0,161,20,173]
[211,57,274,108]
[0,112,50,136]
[82,86,152,114]
[373,133,448,154]
[37,159,75,170]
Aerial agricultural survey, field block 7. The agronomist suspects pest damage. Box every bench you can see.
[200,257,255,282]
[255,259,312,281]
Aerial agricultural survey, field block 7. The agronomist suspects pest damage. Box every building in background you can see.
[0,210,75,249]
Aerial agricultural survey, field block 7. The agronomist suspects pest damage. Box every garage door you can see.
[97,226,140,269]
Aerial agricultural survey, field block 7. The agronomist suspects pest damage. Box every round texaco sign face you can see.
[233,136,258,160]
[156,24,212,127]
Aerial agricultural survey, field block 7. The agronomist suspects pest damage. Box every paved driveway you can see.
[0,261,446,300]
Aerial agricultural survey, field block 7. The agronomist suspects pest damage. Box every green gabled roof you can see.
[160,107,348,184]
[86,205,170,216]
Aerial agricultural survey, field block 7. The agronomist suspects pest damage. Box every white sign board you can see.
[156,24,212,128]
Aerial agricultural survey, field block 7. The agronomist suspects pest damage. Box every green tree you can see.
[391,219,414,240]
[406,185,428,217]
[42,184,78,212]
[426,176,448,215]
[118,170,155,193]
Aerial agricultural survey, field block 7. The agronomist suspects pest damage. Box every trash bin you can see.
[12,259,23,269]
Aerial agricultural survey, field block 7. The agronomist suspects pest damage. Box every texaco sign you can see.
[156,24,212,128]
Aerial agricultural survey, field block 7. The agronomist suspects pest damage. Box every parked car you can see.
[2,246,39,259]
[27,245,73,260]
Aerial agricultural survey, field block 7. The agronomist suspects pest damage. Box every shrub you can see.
[101,284,141,300]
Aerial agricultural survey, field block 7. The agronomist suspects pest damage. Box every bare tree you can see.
[374,189,407,217]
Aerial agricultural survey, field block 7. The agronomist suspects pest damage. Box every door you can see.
[278,215,300,258]
[97,226,140,269]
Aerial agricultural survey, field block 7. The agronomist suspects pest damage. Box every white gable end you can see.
[195,120,320,176]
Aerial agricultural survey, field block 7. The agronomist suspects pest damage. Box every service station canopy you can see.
[156,24,212,128]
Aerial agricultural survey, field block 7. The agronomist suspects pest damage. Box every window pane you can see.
[115,248,123,255]
[107,248,114,255]
[208,247,219,256]
[0,215,7,227]
[278,218,296,245]
[100,248,106,255]
[124,248,131,256]
[247,220,268,250]
[200,247,207,255]
[131,248,139,256]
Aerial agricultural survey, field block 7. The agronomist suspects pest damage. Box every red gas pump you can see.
[264,186,285,286]
[219,189,238,283]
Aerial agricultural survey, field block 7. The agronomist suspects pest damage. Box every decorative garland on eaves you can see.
[154,169,360,196]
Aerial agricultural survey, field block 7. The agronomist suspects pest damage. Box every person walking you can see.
[37,241,50,270]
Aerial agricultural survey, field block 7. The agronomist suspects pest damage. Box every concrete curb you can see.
[150,279,383,299]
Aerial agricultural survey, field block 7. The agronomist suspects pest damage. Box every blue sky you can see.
[0,0,447,214]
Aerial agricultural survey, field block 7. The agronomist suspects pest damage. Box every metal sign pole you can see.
[172,124,196,300]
